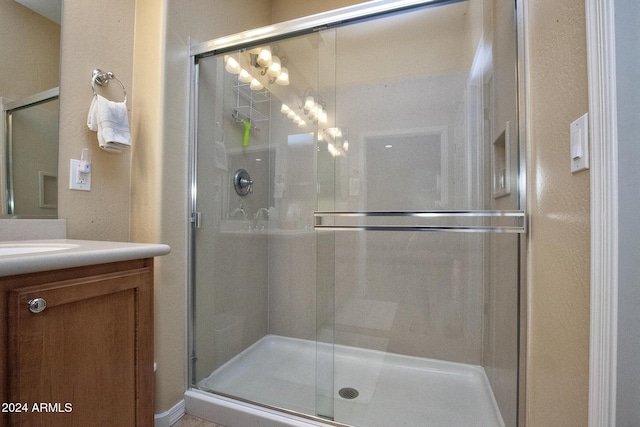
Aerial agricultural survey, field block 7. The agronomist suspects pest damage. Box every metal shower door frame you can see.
[187,0,529,425]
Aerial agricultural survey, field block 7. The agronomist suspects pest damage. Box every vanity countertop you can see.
[0,239,171,277]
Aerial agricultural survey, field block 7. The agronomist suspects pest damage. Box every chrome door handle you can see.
[27,298,47,313]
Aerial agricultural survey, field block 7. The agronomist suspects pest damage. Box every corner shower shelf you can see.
[232,106,269,123]
[314,210,526,233]
[235,83,270,103]
[232,83,270,126]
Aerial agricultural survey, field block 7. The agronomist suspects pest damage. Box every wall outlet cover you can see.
[69,159,91,191]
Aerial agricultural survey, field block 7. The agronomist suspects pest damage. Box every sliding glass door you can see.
[189,1,523,425]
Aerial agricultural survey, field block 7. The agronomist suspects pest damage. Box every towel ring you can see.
[91,69,127,104]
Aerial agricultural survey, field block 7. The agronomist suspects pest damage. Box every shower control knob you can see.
[27,297,47,314]
[233,169,253,196]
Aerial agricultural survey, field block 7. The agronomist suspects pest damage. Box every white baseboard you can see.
[155,399,186,427]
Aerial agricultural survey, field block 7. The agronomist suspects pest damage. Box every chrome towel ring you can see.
[91,69,127,104]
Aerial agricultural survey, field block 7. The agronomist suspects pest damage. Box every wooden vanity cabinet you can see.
[0,258,154,427]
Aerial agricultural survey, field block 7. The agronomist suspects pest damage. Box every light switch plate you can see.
[69,159,91,191]
[570,113,589,173]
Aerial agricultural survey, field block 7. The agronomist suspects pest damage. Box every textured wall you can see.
[58,0,135,241]
[0,1,59,100]
[271,0,368,22]
[132,0,273,413]
[130,0,170,414]
[525,0,591,425]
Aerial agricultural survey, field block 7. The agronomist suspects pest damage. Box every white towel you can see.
[87,96,98,131]
[87,94,131,152]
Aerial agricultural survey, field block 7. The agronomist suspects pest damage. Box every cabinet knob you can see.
[27,298,47,313]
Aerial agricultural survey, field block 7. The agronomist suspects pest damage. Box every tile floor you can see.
[173,414,225,427]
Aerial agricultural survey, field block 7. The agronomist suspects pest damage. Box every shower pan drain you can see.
[338,387,360,400]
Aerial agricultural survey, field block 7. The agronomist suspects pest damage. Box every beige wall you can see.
[0,1,60,100]
[130,0,169,413]
[133,0,273,413]
[525,0,591,425]
[52,0,593,423]
[271,0,368,22]
[58,0,134,241]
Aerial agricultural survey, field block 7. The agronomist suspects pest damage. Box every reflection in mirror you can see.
[1,0,62,218]
[4,90,59,217]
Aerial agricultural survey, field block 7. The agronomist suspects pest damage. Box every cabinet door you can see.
[7,267,153,427]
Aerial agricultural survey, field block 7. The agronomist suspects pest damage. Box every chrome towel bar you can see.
[91,69,127,104]
[314,210,526,233]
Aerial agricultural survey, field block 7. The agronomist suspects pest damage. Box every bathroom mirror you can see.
[1,0,62,218]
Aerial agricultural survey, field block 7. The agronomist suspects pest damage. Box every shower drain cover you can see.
[338,387,359,400]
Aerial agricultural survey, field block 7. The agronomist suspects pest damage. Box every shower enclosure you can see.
[2,88,59,218]
[188,1,526,426]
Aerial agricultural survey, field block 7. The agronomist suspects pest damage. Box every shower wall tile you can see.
[483,232,519,425]
[333,232,484,365]
[195,230,269,377]
[268,232,317,340]
[250,12,519,427]
[268,226,486,364]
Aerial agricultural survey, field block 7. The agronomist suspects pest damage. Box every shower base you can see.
[192,335,504,427]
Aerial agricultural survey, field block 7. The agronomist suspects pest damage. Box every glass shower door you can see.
[313,2,523,426]
[190,29,341,421]
[189,0,524,425]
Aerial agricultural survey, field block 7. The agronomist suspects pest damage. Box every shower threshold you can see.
[195,335,504,427]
